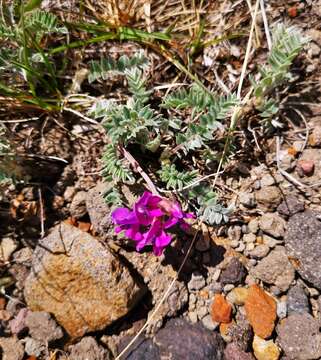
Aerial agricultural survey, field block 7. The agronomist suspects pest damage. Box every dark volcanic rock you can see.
[277,196,305,217]
[224,343,255,360]
[154,319,225,360]
[277,313,321,359]
[117,336,160,360]
[284,210,321,289]
[220,257,247,285]
[287,284,310,315]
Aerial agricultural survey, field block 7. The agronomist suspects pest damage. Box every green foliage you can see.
[104,187,123,206]
[0,126,13,184]
[89,67,165,149]
[158,163,198,190]
[102,145,134,183]
[187,184,233,225]
[88,51,148,83]
[253,25,307,98]
[202,202,234,225]
[164,88,238,152]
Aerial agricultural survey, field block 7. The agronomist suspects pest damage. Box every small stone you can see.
[211,294,232,323]
[296,159,315,177]
[63,186,76,203]
[242,225,249,234]
[25,311,63,343]
[188,311,198,323]
[277,313,321,359]
[244,285,277,339]
[276,300,287,319]
[224,284,235,292]
[259,213,286,238]
[243,233,256,243]
[0,238,17,262]
[69,337,111,360]
[24,337,46,357]
[228,226,242,243]
[220,258,247,285]
[188,272,206,291]
[227,287,249,306]
[285,210,321,290]
[256,186,282,211]
[262,235,281,248]
[0,337,24,360]
[202,314,219,331]
[245,243,255,252]
[196,305,208,320]
[224,343,255,360]
[277,196,305,217]
[154,318,225,359]
[253,335,280,360]
[248,219,259,234]
[251,247,295,292]
[227,319,253,351]
[309,125,321,147]
[9,308,29,336]
[260,174,275,187]
[69,191,87,219]
[287,284,310,315]
[239,192,256,208]
[249,245,270,259]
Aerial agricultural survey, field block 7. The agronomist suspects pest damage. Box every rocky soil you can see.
[1,1,321,360]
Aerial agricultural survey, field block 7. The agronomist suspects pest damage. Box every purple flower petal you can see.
[125,224,143,241]
[112,207,137,225]
[153,231,172,256]
[164,216,179,229]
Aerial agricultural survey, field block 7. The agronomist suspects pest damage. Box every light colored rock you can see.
[24,337,46,357]
[25,311,63,343]
[251,247,295,292]
[188,272,206,291]
[0,337,24,360]
[249,244,270,259]
[253,335,280,360]
[227,287,249,306]
[255,186,282,211]
[239,192,256,208]
[259,213,286,238]
[248,219,259,234]
[0,238,17,262]
[243,233,256,243]
[69,191,87,219]
[202,314,219,331]
[24,223,146,338]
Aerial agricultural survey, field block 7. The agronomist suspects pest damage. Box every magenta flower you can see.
[111,191,194,256]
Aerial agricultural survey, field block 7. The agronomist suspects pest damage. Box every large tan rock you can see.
[24,223,146,338]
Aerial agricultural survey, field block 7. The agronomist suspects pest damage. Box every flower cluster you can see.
[111,191,194,256]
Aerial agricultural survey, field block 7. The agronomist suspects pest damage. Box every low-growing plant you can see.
[87,24,307,241]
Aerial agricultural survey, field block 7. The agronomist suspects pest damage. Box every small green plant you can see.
[0,3,67,108]
[252,24,308,125]
[88,23,306,226]
[158,163,198,190]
